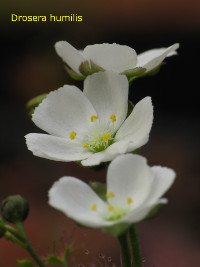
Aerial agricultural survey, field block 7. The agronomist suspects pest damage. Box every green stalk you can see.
[129,224,142,267]
[15,221,46,267]
[118,232,132,267]
[4,232,26,248]
[5,224,25,242]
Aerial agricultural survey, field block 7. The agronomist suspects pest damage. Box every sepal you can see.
[26,93,47,117]
[89,181,107,201]
[102,222,130,237]
[122,67,146,82]
[65,65,85,80]
[79,60,104,76]
[144,203,164,220]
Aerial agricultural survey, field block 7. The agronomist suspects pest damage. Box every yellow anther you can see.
[103,133,111,141]
[108,204,115,211]
[106,191,115,198]
[91,203,97,211]
[69,131,77,140]
[127,197,133,205]
[110,114,116,122]
[83,143,90,149]
[137,58,139,65]
[91,115,98,122]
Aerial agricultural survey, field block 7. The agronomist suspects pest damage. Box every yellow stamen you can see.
[69,131,77,140]
[91,115,98,122]
[108,204,115,211]
[127,197,133,205]
[106,191,115,198]
[91,203,97,211]
[110,114,116,122]
[83,143,90,149]
[137,58,139,65]
[103,133,111,141]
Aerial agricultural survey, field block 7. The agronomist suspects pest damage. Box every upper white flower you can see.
[48,154,176,231]
[25,71,153,166]
[55,41,179,80]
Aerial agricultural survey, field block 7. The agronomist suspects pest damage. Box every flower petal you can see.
[83,71,128,131]
[83,43,137,73]
[25,133,92,161]
[32,85,97,138]
[55,41,85,74]
[49,177,112,227]
[81,150,108,166]
[81,139,134,166]
[122,199,165,223]
[115,97,153,151]
[147,166,176,205]
[106,154,154,209]
[137,43,179,72]
[81,97,153,167]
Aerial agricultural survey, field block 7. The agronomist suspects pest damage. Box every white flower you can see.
[25,71,153,166]
[55,41,179,80]
[48,154,176,231]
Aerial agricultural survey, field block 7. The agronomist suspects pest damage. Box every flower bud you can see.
[1,195,29,223]
[0,218,6,238]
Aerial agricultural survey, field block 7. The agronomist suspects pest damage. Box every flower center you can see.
[106,195,133,221]
[69,114,118,152]
[82,114,117,152]
[90,191,133,222]
[107,206,127,221]
[87,132,113,152]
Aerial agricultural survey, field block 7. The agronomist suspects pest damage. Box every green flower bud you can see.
[0,218,6,238]
[1,195,29,224]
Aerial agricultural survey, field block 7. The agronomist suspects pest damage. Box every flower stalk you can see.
[129,224,142,267]
[15,221,46,267]
[118,232,132,267]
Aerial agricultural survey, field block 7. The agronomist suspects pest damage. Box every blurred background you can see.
[0,0,200,266]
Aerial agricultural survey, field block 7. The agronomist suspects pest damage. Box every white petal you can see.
[80,151,106,166]
[55,41,85,74]
[49,177,112,227]
[137,43,179,72]
[83,43,137,73]
[81,139,134,166]
[147,166,176,205]
[115,97,153,150]
[80,137,142,167]
[32,85,97,138]
[122,199,165,223]
[106,154,154,209]
[83,71,128,131]
[81,97,153,167]
[25,133,92,161]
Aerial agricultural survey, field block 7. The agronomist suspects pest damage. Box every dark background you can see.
[0,0,200,266]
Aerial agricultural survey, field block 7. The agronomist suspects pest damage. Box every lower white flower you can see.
[25,71,153,166]
[48,154,176,231]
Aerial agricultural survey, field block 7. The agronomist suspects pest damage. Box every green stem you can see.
[15,221,46,267]
[118,232,132,267]
[4,232,26,248]
[5,224,25,242]
[129,224,142,267]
